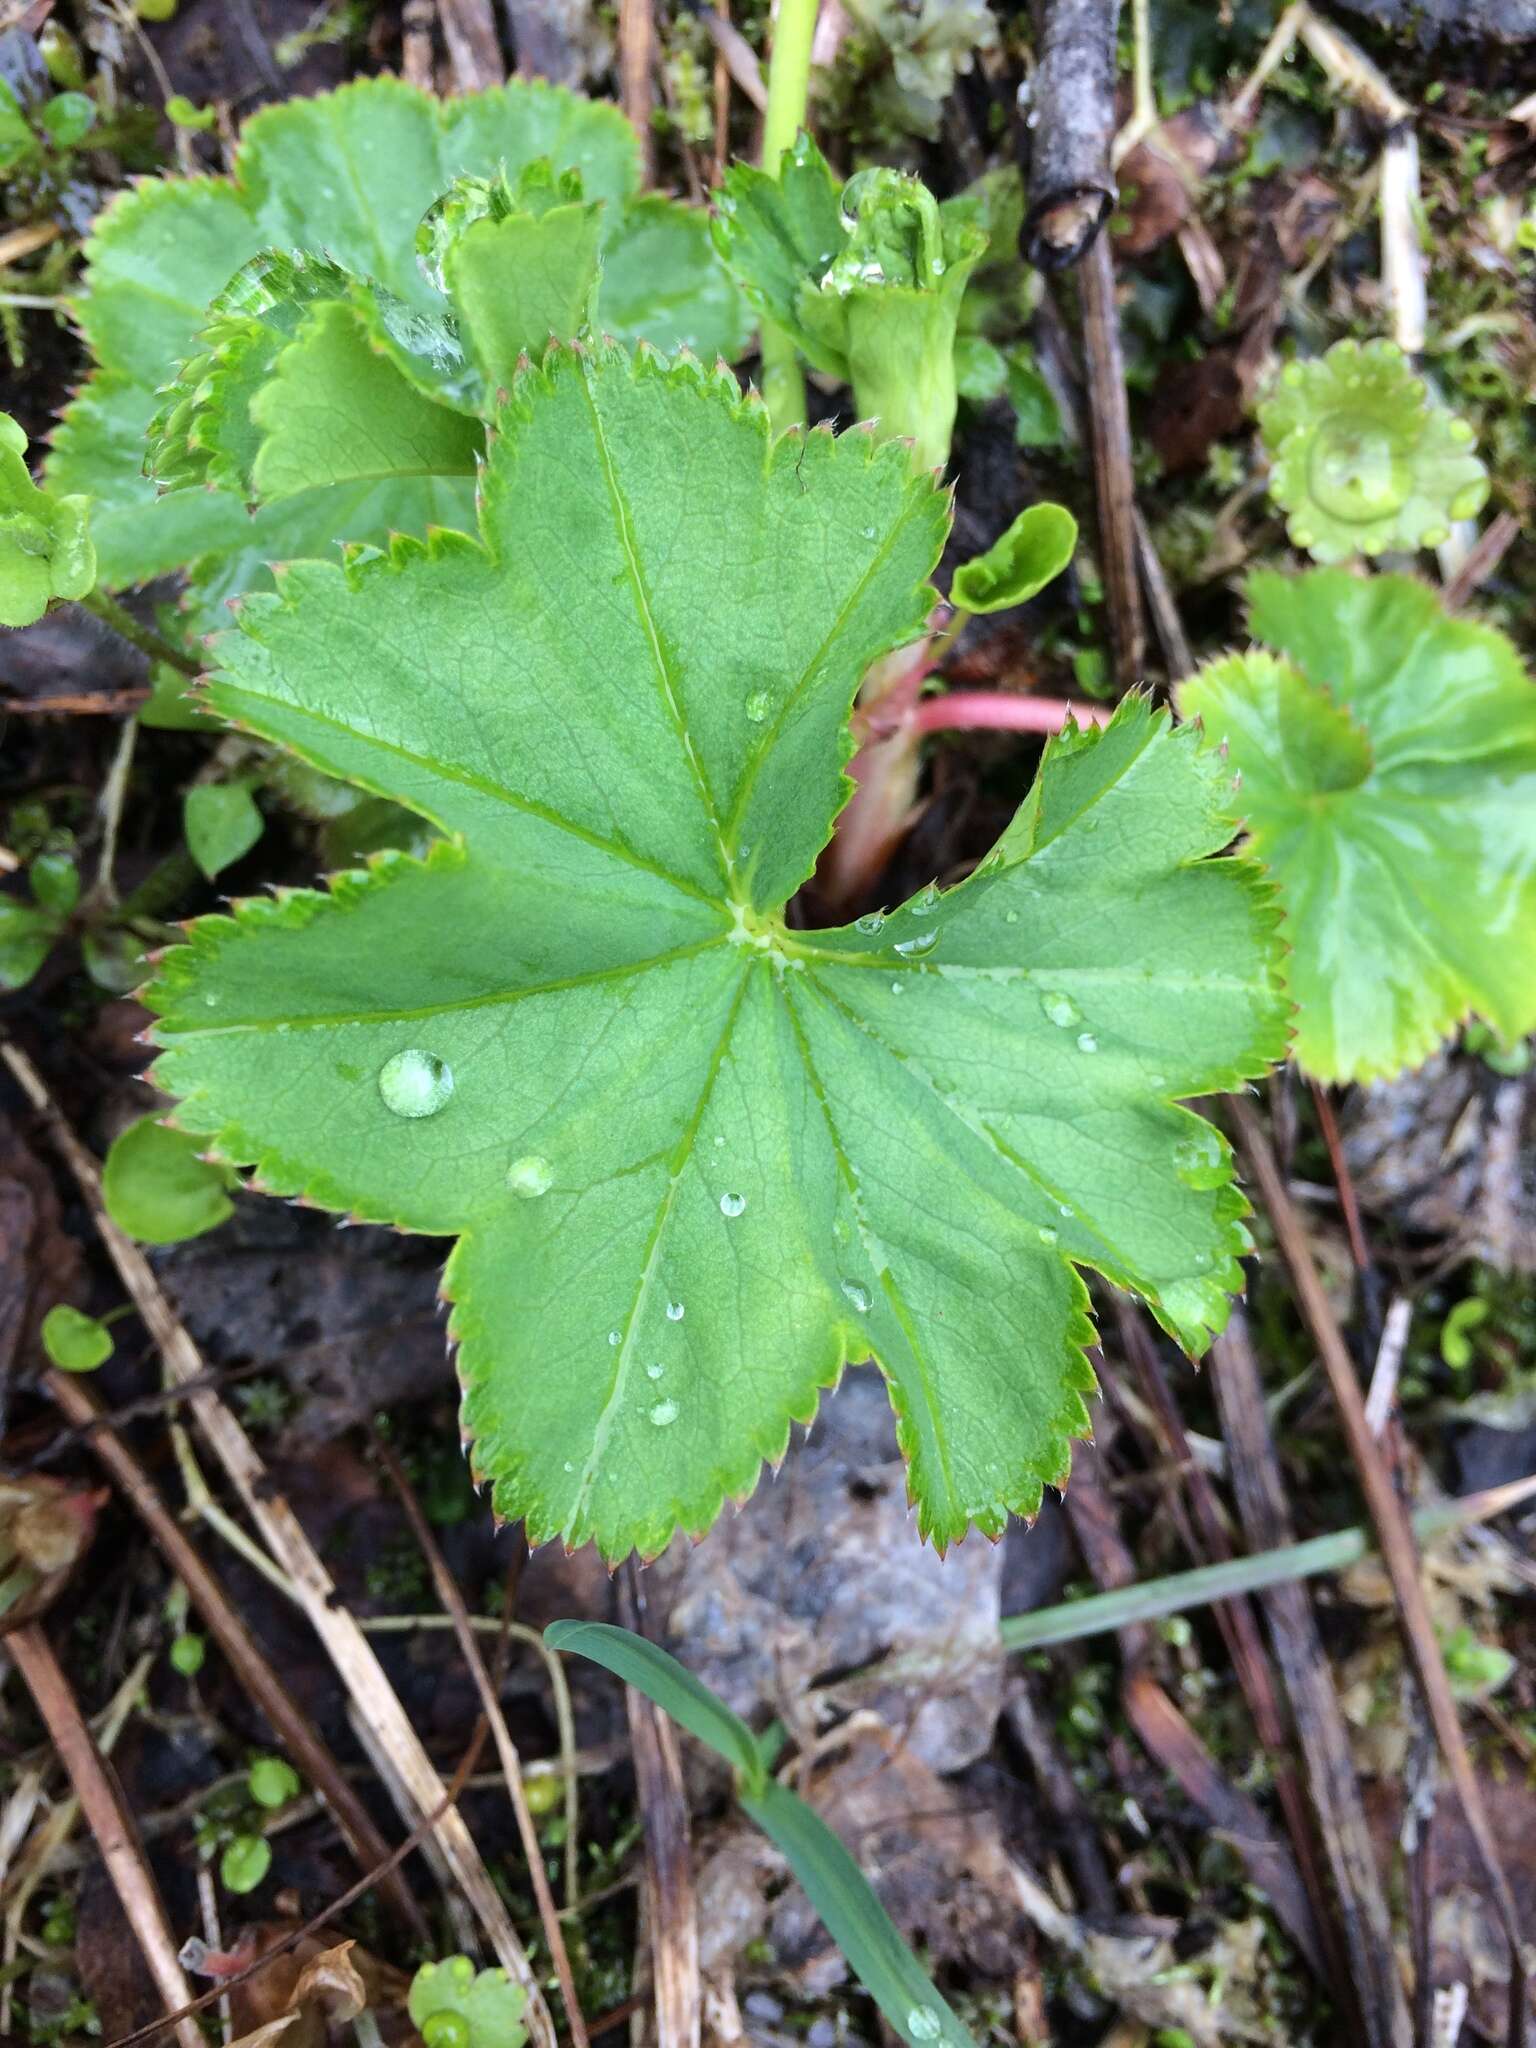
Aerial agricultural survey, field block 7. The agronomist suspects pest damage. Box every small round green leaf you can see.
[101,1116,234,1245]
[184,782,264,881]
[170,1631,207,1676]
[219,1834,271,1894]
[409,1958,527,2048]
[247,1756,300,1809]
[29,851,80,918]
[39,91,95,147]
[41,1304,113,1373]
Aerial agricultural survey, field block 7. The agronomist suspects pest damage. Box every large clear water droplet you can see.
[507,1154,553,1198]
[745,690,771,723]
[840,1279,872,1313]
[1076,1032,1098,1053]
[855,911,885,936]
[1173,1126,1227,1190]
[1037,1224,1059,1245]
[906,2011,942,2044]
[719,1192,747,1218]
[378,1049,453,1119]
[649,1398,679,1427]
[894,928,938,958]
[1040,991,1081,1029]
[646,1362,664,1380]
[665,1300,685,1322]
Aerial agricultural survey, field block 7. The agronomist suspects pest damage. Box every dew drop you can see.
[719,1192,747,1218]
[1172,1126,1227,1190]
[202,991,220,1007]
[649,1398,679,1427]
[890,980,905,994]
[855,911,886,935]
[840,1279,872,1313]
[608,1329,622,1346]
[1004,908,1020,925]
[915,882,939,911]
[1040,991,1081,1029]
[907,2011,943,2043]
[713,1133,726,1147]
[506,1154,553,1198]
[378,1049,454,1119]
[563,1460,575,1472]
[745,690,771,723]
[1076,1032,1098,1053]
[646,1362,664,1380]
[894,928,938,957]
[665,1300,685,1321]
[862,525,876,540]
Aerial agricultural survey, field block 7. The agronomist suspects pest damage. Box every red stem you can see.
[907,691,1112,737]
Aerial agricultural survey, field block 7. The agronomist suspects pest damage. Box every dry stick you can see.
[1442,510,1522,611]
[1230,1097,1527,2048]
[1114,1303,1346,2003]
[1061,1438,1323,1968]
[1022,0,1122,271]
[6,1626,204,2048]
[0,1043,558,2048]
[1078,236,1145,692]
[1210,1308,1411,2048]
[44,1366,424,1938]
[619,0,656,183]
[438,0,507,89]
[617,1564,700,2048]
[100,1726,491,2048]
[372,1436,590,2048]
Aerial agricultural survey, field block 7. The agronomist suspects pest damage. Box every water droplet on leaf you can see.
[649,1398,679,1427]
[894,928,937,957]
[1076,1032,1098,1053]
[720,1192,746,1217]
[840,1279,871,1313]
[907,2010,942,2043]
[507,1154,553,1198]
[665,1300,685,1321]
[745,690,770,723]
[1040,991,1081,1029]
[378,1049,453,1119]
[855,912,885,935]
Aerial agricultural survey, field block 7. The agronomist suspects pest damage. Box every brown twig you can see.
[0,1039,557,2048]
[1077,236,1146,691]
[1021,0,1121,271]
[6,1624,204,2048]
[1442,510,1522,611]
[0,690,153,716]
[617,1563,700,2048]
[619,0,656,183]
[44,1367,424,1937]
[372,1434,590,2048]
[1230,1096,1527,2048]
[1210,1307,1411,2048]
[99,1727,491,2048]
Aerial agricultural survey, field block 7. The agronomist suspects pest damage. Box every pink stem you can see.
[908,691,1113,737]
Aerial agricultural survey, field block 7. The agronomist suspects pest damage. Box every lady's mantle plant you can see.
[1179,570,1536,1083]
[45,78,745,619]
[147,344,1286,1561]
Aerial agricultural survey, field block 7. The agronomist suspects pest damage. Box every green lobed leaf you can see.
[101,1116,235,1244]
[0,898,62,990]
[1259,338,1487,563]
[0,411,95,626]
[146,344,1286,1561]
[1177,569,1536,1082]
[43,79,651,594]
[409,1959,527,2048]
[951,502,1077,614]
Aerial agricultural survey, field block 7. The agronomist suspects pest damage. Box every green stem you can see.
[757,0,820,434]
[81,587,201,680]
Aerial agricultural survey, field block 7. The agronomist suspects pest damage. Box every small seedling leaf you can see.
[41,1304,114,1373]
[185,783,265,881]
[101,1116,235,1244]
[409,1957,527,2048]
[547,1620,768,1790]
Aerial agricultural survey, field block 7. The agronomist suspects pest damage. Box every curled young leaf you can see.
[1178,570,1536,1082]
[950,502,1077,614]
[147,345,1285,1561]
[1259,338,1488,563]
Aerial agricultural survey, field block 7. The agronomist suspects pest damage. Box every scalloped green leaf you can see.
[1177,569,1536,1082]
[144,345,1286,1561]
[47,77,627,588]
[1,411,94,626]
[1259,337,1488,563]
